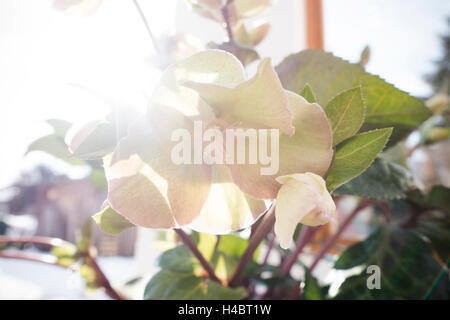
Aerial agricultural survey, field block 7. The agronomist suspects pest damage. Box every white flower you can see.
[274,172,336,249]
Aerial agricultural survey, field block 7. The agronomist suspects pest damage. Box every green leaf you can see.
[415,211,450,263]
[69,121,117,160]
[216,234,255,258]
[92,206,135,235]
[299,84,316,103]
[324,87,366,146]
[51,244,78,267]
[144,270,247,300]
[26,134,84,165]
[303,269,323,300]
[427,185,450,214]
[334,158,416,200]
[89,169,108,191]
[194,233,258,281]
[334,228,383,270]
[46,119,72,137]
[157,245,198,273]
[276,50,431,144]
[334,226,448,299]
[326,128,392,191]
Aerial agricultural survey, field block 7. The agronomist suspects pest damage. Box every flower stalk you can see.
[309,199,371,272]
[0,236,124,300]
[228,204,276,287]
[174,229,221,283]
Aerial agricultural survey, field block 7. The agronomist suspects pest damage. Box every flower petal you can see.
[228,91,333,199]
[105,106,212,228]
[274,173,336,249]
[151,49,246,119]
[228,0,274,19]
[188,165,267,234]
[233,21,271,46]
[183,58,295,136]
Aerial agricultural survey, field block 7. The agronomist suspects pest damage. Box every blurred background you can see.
[0,0,449,299]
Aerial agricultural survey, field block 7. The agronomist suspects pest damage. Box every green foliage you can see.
[157,245,200,273]
[303,269,323,300]
[334,158,416,200]
[427,185,450,214]
[145,245,247,300]
[26,119,84,165]
[276,50,431,144]
[324,87,366,146]
[406,186,450,262]
[89,168,108,191]
[92,205,135,235]
[144,270,247,300]
[299,84,316,103]
[69,121,117,160]
[416,212,450,263]
[334,225,448,299]
[46,119,72,137]
[326,128,392,191]
[51,244,78,267]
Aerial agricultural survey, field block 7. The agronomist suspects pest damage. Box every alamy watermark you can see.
[170,120,280,175]
[366,265,381,290]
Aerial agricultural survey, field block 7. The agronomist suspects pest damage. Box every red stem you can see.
[85,251,124,300]
[259,226,318,299]
[0,236,124,300]
[309,199,372,272]
[228,204,276,287]
[280,226,319,275]
[261,231,275,268]
[0,250,60,266]
[0,235,72,248]
[174,229,221,283]
[221,6,234,42]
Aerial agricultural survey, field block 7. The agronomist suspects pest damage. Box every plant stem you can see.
[260,231,275,268]
[309,199,371,272]
[85,250,124,300]
[280,226,319,275]
[0,250,60,266]
[221,6,234,42]
[174,229,221,283]
[132,0,161,54]
[0,236,124,300]
[228,204,276,287]
[0,235,72,248]
[213,235,221,254]
[258,226,318,299]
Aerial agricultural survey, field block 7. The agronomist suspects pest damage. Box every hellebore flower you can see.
[274,173,337,249]
[90,49,332,234]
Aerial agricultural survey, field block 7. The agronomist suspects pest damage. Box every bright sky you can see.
[0,0,449,188]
